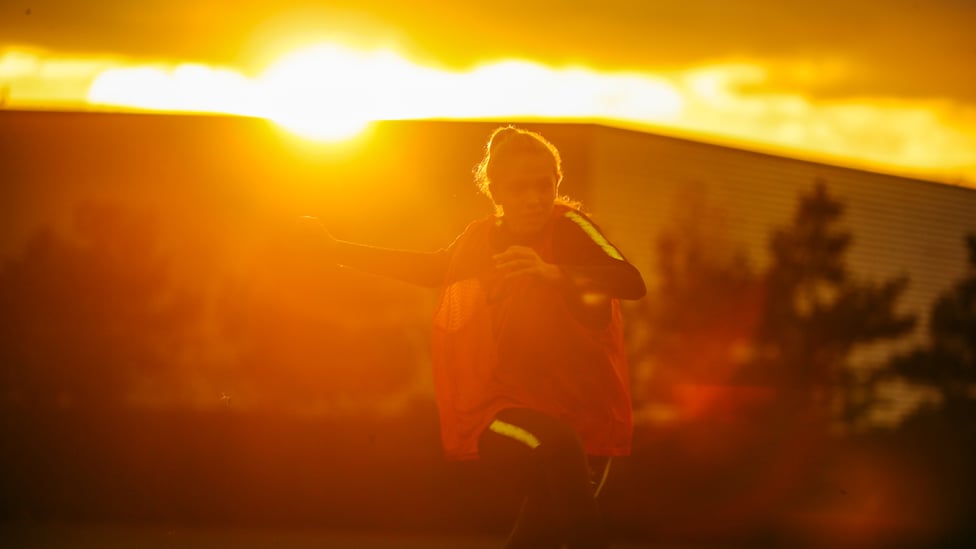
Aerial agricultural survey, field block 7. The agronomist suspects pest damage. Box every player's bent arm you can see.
[559,263,646,300]
[554,214,646,300]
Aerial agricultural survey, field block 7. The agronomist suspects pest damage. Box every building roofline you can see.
[3,108,973,194]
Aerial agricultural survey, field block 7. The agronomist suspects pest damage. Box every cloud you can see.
[669,62,976,183]
[0,48,117,105]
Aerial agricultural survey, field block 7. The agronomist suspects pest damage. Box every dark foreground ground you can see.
[0,522,674,549]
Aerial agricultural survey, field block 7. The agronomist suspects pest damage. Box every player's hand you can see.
[493,245,562,283]
[295,216,338,254]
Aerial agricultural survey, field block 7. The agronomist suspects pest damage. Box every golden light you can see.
[250,45,685,141]
[79,43,685,143]
[461,60,684,121]
[3,43,976,184]
[1,49,114,105]
[255,45,408,141]
[88,63,257,115]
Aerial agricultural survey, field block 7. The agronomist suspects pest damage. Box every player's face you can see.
[491,152,557,236]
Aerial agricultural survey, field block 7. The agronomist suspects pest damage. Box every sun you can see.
[254,45,386,142]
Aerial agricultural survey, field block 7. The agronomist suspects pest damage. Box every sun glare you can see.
[251,45,685,141]
[3,44,975,183]
[79,43,686,143]
[89,64,257,114]
[255,45,382,141]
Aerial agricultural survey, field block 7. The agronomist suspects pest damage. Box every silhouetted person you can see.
[298,126,645,548]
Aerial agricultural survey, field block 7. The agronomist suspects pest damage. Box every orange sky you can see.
[2,1,975,185]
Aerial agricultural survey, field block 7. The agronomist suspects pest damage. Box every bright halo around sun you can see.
[256,44,385,141]
[84,42,686,144]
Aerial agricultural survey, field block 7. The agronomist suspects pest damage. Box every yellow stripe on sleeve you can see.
[488,419,541,449]
[564,211,624,261]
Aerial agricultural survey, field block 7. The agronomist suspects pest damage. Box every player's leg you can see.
[478,408,608,549]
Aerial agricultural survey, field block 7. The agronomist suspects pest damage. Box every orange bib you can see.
[431,206,633,460]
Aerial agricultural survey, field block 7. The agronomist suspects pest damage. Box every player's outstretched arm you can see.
[295,216,448,287]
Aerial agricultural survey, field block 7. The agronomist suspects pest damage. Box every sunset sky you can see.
[2,0,975,184]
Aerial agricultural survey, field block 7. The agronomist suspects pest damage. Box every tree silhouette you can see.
[628,187,761,419]
[887,234,976,416]
[878,234,976,545]
[743,180,916,425]
[0,202,198,409]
